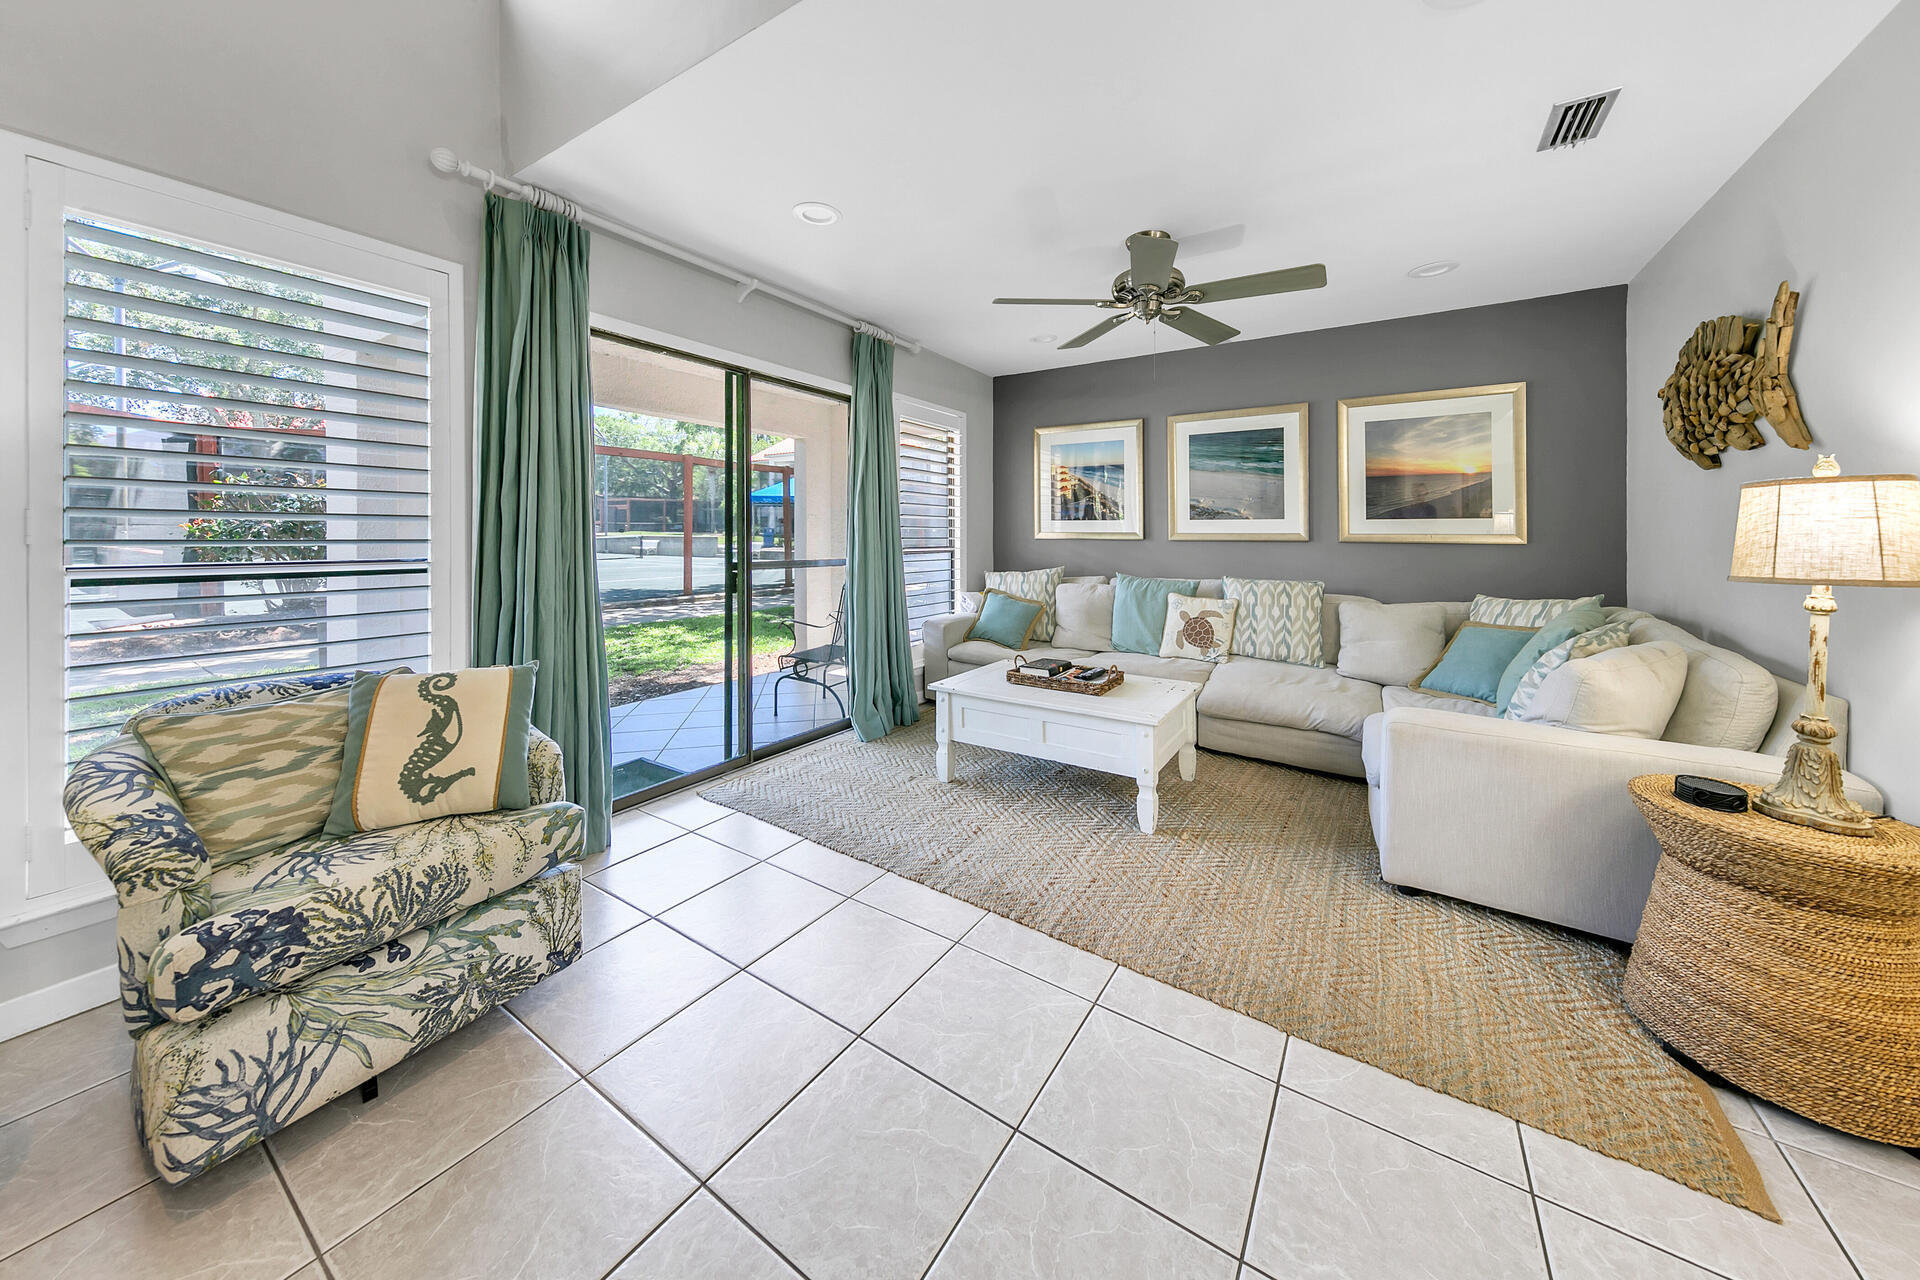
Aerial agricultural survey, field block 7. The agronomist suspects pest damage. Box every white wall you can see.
[1626,0,1920,813]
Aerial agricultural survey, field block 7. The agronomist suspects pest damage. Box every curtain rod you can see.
[429,148,922,355]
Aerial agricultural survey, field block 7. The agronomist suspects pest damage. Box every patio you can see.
[611,666,848,793]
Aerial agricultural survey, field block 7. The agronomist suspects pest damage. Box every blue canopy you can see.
[750,481,792,505]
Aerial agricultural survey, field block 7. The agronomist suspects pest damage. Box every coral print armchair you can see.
[64,669,584,1184]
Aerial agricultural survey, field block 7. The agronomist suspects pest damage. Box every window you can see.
[898,417,959,634]
[59,216,434,760]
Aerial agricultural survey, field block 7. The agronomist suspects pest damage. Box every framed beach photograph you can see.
[1033,419,1144,539]
[1167,403,1308,540]
[1337,383,1527,544]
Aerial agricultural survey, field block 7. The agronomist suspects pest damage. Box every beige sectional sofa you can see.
[921,577,1884,942]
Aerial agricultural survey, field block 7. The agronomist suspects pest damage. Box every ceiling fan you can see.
[994,230,1327,350]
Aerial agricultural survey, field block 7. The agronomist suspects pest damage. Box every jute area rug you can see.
[701,718,1775,1218]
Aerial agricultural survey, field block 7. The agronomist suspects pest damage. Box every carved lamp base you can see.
[1755,717,1874,837]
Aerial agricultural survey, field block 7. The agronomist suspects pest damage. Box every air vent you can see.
[1536,88,1620,151]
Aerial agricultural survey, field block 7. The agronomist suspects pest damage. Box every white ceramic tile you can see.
[699,810,806,859]
[1279,1036,1528,1186]
[660,862,842,965]
[0,1003,130,1128]
[611,1191,799,1279]
[0,1149,312,1280]
[326,1084,693,1280]
[269,1011,576,1247]
[1246,1089,1545,1279]
[750,899,952,1031]
[767,839,886,895]
[603,810,685,864]
[1786,1146,1920,1280]
[592,973,851,1175]
[510,921,734,1071]
[929,1136,1236,1280]
[1757,1099,1920,1192]
[711,1041,1009,1280]
[1537,1202,1725,1279]
[642,790,732,829]
[1714,1084,1766,1135]
[1522,1124,1855,1280]
[855,872,987,938]
[868,946,1089,1122]
[580,880,647,951]
[1097,966,1288,1079]
[961,913,1117,999]
[589,832,755,914]
[0,1074,153,1259]
[1023,1008,1274,1251]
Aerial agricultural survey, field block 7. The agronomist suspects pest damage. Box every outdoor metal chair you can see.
[773,584,849,718]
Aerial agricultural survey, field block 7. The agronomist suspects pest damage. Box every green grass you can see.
[603,606,794,680]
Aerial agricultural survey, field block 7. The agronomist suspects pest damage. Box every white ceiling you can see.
[522,0,1898,377]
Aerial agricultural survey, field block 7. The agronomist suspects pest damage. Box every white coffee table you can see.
[928,661,1200,834]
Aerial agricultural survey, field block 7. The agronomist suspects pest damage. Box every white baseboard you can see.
[0,965,118,1043]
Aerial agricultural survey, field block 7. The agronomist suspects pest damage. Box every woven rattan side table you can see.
[1625,774,1920,1147]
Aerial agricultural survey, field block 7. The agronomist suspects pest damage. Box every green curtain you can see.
[472,192,612,851]
[846,331,919,741]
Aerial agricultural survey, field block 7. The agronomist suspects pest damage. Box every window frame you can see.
[0,131,466,944]
[895,394,966,650]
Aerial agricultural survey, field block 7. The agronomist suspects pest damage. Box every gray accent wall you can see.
[1626,0,1919,813]
[992,287,1628,605]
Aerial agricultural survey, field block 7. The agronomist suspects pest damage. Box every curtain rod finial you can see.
[429,148,459,175]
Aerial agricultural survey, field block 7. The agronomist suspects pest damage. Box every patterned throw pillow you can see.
[325,665,538,836]
[132,686,352,862]
[1503,620,1632,721]
[1159,594,1239,663]
[1469,593,1605,628]
[986,567,1066,642]
[1223,578,1324,665]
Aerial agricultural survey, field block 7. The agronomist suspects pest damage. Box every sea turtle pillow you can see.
[1159,593,1240,663]
[324,664,538,836]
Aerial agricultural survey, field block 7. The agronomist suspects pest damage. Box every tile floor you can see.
[611,670,847,779]
[3,797,1917,1279]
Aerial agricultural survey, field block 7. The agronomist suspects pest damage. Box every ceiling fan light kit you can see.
[994,229,1327,350]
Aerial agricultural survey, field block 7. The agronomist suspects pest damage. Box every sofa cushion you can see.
[145,800,584,1025]
[1113,574,1199,654]
[1336,601,1448,687]
[1223,578,1324,665]
[1160,593,1238,663]
[1629,617,1779,752]
[131,684,351,865]
[1414,622,1536,704]
[1197,657,1384,739]
[1469,593,1605,627]
[986,567,1066,642]
[1086,651,1217,684]
[1381,685,1499,718]
[964,589,1044,649]
[1524,641,1690,739]
[1052,581,1115,651]
[1504,619,1633,721]
[948,641,1091,668]
[1492,602,1606,712]
[326,666,537,837]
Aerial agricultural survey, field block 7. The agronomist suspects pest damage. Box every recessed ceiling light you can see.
[792,201,840,226]
[1407,260,1461,278]
[1030,334,1057,344]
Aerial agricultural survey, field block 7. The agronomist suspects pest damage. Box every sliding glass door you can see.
[589,333,850,805]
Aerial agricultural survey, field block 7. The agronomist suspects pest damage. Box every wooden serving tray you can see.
[1006,665,1124,696]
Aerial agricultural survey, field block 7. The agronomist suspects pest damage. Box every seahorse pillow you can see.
[324,664,539,836]
[1159,593,1240,663]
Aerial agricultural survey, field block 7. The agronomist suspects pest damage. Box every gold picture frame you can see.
[1337,383,1527,544]
[1166,403,1309,541]
[1032,419,1144,539]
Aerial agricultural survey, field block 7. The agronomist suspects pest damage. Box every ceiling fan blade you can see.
[1059,314,1133,349]
[1189,263,1328,303]
[992,297,1113,306]
[1126,232,1179,291]
[1161,308,1239,346]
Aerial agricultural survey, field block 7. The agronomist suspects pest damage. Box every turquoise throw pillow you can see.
[1113,574,1200,654]
[1494,602,1607,711]
[1414,623,1537,703]
[965,590,1044,649]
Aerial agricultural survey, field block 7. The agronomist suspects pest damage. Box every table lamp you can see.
[1728,455,1920,835]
